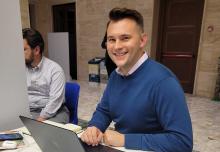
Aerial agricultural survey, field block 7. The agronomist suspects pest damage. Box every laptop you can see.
[19,116,123,152]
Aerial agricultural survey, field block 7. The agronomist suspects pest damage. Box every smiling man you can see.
[81,8,193,152]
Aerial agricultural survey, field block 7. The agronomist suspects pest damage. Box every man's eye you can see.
[107,38,115,43]
[121,36,130,41]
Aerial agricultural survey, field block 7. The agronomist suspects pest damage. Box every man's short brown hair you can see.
[108,7,144,32]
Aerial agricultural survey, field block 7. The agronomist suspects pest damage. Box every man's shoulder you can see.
[42,57,63,72]
[147,59,174,76]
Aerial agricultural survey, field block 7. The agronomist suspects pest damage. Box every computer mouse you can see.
[2,140,17,149]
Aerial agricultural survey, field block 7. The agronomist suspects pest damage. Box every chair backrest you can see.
[65,82,80,124]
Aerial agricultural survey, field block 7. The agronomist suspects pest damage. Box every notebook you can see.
[19,116,123,152]
[17,120,82,135]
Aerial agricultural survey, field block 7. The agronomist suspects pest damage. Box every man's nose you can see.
[114,40,123,50]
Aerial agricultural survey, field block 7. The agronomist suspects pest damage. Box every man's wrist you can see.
[36,116,46,121]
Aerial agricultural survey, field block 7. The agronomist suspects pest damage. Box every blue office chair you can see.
[65,82,80,124]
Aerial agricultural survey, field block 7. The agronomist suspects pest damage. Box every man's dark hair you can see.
[22,28,44,54]
[101,32,107,49]
[108,7,144,32]
[101,21,110,49]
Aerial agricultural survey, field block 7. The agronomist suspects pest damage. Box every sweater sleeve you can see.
[125,77,193,152]
[88,87,112,132]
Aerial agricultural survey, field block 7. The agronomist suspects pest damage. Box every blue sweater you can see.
[89,59,193,152]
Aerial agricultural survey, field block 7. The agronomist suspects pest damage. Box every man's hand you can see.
[36,116,46,122]
[80,126,103,146]
[103,130,125,147]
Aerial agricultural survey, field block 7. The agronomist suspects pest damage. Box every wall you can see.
[20,0,220,97]
[26,0,153,81]
[150,0,160,59]
[150,0,220,98]
[76,0,154,81]
[26,0,75,59]
[19,0,30,28]
[194,0,220,97]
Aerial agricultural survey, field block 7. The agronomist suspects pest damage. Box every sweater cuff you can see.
[88,121,106,133]
[125,134,142,150]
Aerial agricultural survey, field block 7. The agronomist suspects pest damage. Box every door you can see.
[156,0,204,93]
[53,3,77,80]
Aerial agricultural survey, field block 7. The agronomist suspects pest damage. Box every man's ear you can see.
[33,46,41,55]
[140,33,147,48]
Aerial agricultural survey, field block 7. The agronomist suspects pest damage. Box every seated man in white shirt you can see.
[23,28,69,124]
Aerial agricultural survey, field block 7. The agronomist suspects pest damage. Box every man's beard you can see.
[25,58,34,67]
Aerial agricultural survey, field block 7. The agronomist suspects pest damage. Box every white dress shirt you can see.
[26,57,65,119]
[116,52,148,76]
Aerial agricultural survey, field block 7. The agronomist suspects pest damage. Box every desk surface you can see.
[1,126,147,152]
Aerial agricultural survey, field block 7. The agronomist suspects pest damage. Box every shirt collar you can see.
[116,52,148,76]
[30,56,44,71]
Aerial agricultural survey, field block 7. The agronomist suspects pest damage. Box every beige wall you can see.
[26,0,153,81]
[32,0,51,57]
[76,0,154,81]
[194,0,220,97]
[27,0,75,58]
[36,0,76,57]
[19,0,30,28]
[19,0,220,98]
[149,0,220,98]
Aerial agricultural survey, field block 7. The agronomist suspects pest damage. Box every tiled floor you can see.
[75,80,220,152]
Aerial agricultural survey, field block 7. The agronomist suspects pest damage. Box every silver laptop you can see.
[19,116,123,152]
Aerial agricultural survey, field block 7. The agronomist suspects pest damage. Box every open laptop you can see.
[19,116,123,152]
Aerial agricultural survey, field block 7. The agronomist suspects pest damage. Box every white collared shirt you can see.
[116,52,148,76]
[26,56,65,118]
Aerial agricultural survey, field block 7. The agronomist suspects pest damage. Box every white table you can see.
[2,134,146,152]
[1,126,147,152]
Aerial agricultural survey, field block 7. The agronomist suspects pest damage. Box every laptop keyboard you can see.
[79,139,124,152]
